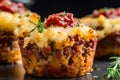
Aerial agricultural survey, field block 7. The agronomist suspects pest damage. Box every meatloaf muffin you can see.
[19,12,98,77]
[80,7,120,58]
[0,0,40,64]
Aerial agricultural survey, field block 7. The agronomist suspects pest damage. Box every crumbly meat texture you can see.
[0,31,21,64]
[19,23,97,77]
[19,12,98,77]
[80,15,120,58]
[95,31,120,58]
[19,36,97,77]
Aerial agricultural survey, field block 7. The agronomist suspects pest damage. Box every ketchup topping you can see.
[0,0,25,13]
[93,7,120,18]
[45,12,78,28]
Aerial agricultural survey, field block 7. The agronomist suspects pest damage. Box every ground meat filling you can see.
[19,12,97,77]
[0,31,19,64]
[96,31,120,58]
[0,32,13,52]
[19,35,97,77]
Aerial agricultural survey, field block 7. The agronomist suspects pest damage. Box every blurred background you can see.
[14,0,120,20]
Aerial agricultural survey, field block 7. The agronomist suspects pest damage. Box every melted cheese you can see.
[14,12,39,37]
[24,24,97,49]
[0,12,19,31]
[80,15,120,40]
[0,11,40,37]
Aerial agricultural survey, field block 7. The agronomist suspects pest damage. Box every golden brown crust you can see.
[19,36,97,77]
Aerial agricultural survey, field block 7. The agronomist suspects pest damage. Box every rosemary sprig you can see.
[104,57,120,79]
[29,19,45,33]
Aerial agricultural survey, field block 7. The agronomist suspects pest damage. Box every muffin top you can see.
[0,0,25,13]
[80,7,120,40]
[24,12,97,49]
[0,0,40,37]
[92,7,120,18]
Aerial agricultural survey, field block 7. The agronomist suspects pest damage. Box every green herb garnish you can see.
[60,11,68,16]
[44,17,46,23]
[37,20,44,33]
[102,7,109,11]
[112,25,115,28]
[30,26,36,33]
[25,14,30,17]
[30,20,45,33]
[29,20,37,25]
[18,15,21,18]
[104,57,120,79]
[76,19,81,27]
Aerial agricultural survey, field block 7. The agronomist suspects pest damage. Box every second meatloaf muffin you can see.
[0,0,40,64]
[80,7,120,58]
[19,12,98,77]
